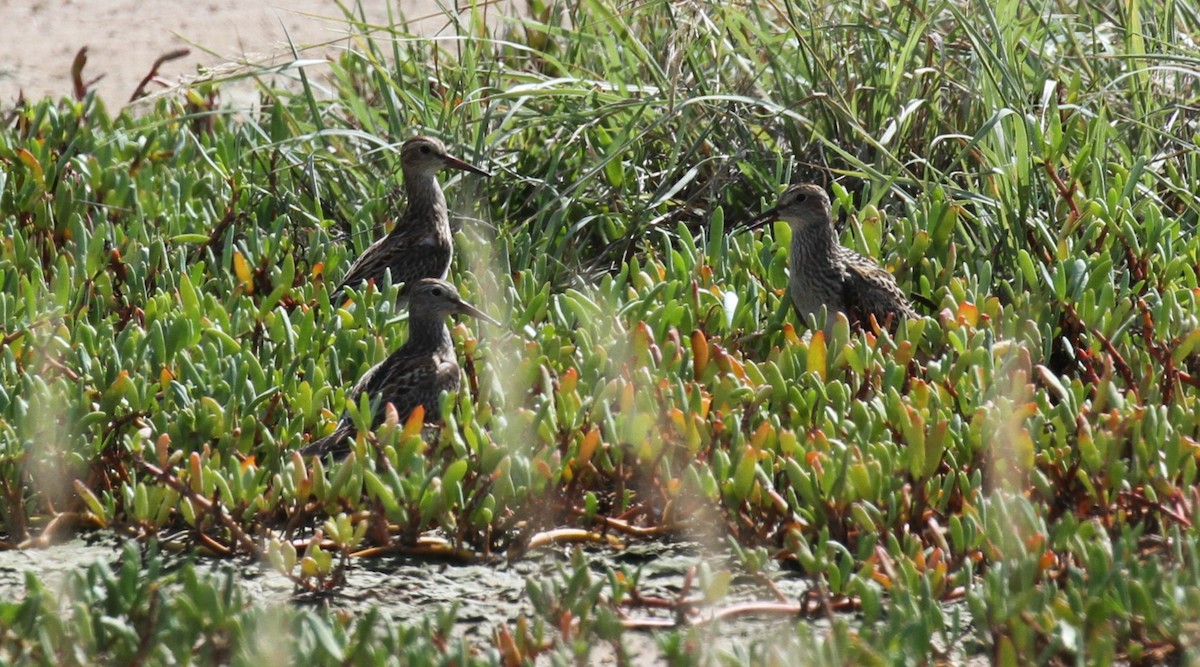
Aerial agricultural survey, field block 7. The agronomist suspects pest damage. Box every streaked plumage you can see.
[740,183,917,331]
[302,278,499,458]
[330,136,490,303]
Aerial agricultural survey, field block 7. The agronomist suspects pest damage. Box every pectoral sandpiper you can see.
[740,183,916,331]
[330,136,490,304]
[303,278,499,458]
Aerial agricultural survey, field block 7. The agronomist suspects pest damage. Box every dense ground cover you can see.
[2,0,1200,663]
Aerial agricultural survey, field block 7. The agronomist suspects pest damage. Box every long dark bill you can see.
[443,154,492,178]
[455,299,501,326]
[736,206,780,232]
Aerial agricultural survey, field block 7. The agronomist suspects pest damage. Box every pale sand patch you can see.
[0,0,516,108]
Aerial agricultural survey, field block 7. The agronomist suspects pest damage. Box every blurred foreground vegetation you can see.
[3,0,1200,664]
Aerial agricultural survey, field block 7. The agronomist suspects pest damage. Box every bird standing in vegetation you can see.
[739,183,916,331]
[303,278,499,458]
[329,136,490,304]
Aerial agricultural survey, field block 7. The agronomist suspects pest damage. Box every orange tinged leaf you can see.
[712,345,745,379]
[188,452,203,493]
[560,367,578,394]
[159,366,174,387]
[534,459,553,479]
[110,369,132,394]
[1183,436,1200,458]
[16,149,44,185]
[311,261,324,279]
[712,344,729,373]
[240,456,257,472]
[928,547,943,570]
[620,381,635,413]
[632,321,653,357]
[957,301,979,327]
[462,329,479,356]
[494,625,522,667]
[783,322,801,346]
[1012,402,1039,422]
[233,251,254,294]
[807,331,827,380]
[403,405,426,436]
[727,353,746,380]
[1038,550,1057,574]
[156,433,171,468]
[668,408,686,432]
[691,330,709,378]
[751,421,772,450]
[578,428,600,465]
[558,609,574,640]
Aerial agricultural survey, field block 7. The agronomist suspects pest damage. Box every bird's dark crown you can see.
[399,135,490,177]
[755,183,832,236]
[401,136,450,168]
[775,184,831,220]
[402,277,460,304]
[401,278,499,325]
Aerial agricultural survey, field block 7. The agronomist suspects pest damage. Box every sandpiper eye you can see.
[431,287,443,297]
[794,194,808,203]
[420,145,431,155]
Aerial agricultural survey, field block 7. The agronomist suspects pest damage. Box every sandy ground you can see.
[0,0,510,108]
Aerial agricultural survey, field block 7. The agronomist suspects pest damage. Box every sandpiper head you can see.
[741,183,832,232]
[401,136,491,178]
[401,278,500,325]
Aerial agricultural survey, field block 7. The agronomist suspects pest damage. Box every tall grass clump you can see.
[2,0,1200,663]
